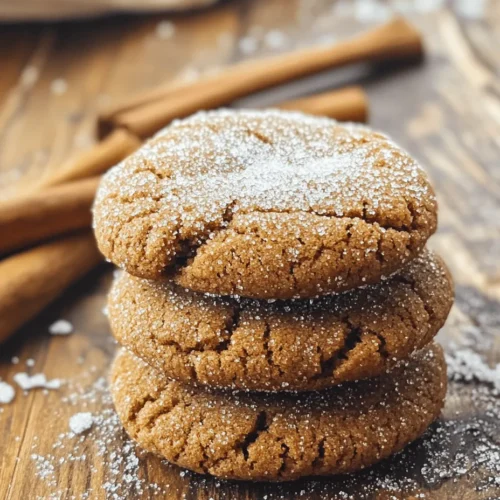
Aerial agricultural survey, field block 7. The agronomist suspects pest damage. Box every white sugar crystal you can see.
[49,319,73,336]
[69,412,94,434]
[239,36,258,55]
[13,373,62,391]
[50,78,68,96]
[446,349,500,394]
[0,381,15,404]
[455,0,486,19]
[26,358,35,367]
[263,29,287,50]
[156,20,175,40]
[20,65,39,86]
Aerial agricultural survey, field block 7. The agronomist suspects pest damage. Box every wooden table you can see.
[1,1,500,498]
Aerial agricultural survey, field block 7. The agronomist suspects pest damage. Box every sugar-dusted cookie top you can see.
[94,109,437,299]
[108,250,453,391]
[111,344,446,481]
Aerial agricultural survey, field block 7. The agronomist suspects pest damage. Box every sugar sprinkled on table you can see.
[49,319,74,336]
[0,381,15,404]
[69,412,94,435]
[156,20,176,40]
[13,373,62,391]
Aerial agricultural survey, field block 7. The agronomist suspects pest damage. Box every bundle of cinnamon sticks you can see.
[0,17,424,344]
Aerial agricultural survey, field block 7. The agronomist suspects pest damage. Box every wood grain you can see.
[0,1,499,499]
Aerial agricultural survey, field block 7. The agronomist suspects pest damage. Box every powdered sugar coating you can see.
[94,109,437,298]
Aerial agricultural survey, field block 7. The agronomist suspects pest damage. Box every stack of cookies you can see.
[93,110,453,481]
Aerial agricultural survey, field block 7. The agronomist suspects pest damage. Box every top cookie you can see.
[93,109,437,299]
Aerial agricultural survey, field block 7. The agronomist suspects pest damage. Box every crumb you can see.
[26,358,35,367]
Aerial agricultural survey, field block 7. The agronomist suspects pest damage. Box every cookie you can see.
[110,343,447,481]
[108,250,453,392]
[94,109,437,299]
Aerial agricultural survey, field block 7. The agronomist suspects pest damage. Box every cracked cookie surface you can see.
[93,109,437,299]
[110,343,447,481]
[109,250,453,391]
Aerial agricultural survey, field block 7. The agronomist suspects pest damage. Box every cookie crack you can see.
[129,394,156,422]
[153,304,241,356]
[215,303,242,353]
[201,410,270,472]
[391,272,438,325]
[262,320,285,377]
[164,206,419,277]
[311,437,326,469]
[240,411,269,462]
[313,323,363,379]
[368,329,390,360]
[277,442,291,476]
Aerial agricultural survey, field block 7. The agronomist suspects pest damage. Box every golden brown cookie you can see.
[108,250,453,392]
[110,343,447,481]
[94,109,437,299]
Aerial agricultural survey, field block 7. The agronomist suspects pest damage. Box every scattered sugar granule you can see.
[354,0,391,23]
[455,0,486,19]
[0,381,15,404]
[49,319,73,336]
[69,412,94,434]
[13,373,62,391]
[239,36,258,55]
[263,30,288,50]
[50,78,68,96]
[26,358,35,367]
[20,65,39,86]
[446,348,500,394]
[11,356,19,365]
[156,20,175,40]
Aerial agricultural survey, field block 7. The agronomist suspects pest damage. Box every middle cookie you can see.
[108,250,453,392]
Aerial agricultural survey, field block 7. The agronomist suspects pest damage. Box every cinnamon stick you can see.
[99,17,421,138]
[278,86,368,122]
[0,232,102,344]
[37,128,140,189]
[0,176,100,255]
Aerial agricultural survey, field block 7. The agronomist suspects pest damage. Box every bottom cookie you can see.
[110,344,446,482]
